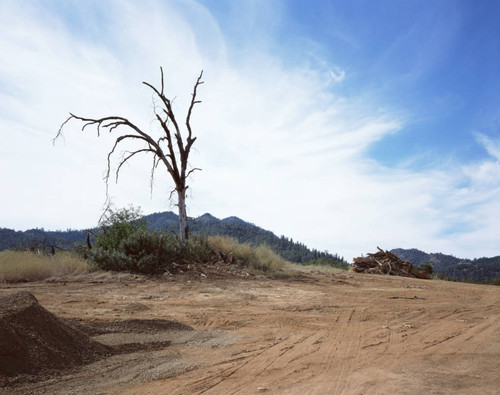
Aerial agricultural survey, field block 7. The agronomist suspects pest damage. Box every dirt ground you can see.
[1,267,499,394]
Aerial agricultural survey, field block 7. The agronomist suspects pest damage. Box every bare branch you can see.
[186,70,204,142]
[68,114,157,146]
[115,148,152,183]
[150,155,161,197]
[180,70,204,183]
[143,80,181,135]
[155,113,180,182]
[169,188,177,201]
[160,66,165,96]
[104,134,154,196]
[185,167,202,179]
[53,115,72,144]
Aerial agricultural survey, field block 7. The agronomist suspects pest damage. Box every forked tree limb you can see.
[54,68,204,244]
[186,71,204,142]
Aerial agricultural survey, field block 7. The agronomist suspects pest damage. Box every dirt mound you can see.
[353,247,430,279]
[0,291,111,378]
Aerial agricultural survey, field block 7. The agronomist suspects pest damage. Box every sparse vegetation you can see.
[297,263,348,273]
[207,236,254,263]
[86,229,212,275]
[207,236,290,275]
[302,257,350,271]
[94,204,147,252]
[83,206,176,274]
[0,250,89,283]
[83,231,290,277]
[74,209,292,276]
[0,211,349,268]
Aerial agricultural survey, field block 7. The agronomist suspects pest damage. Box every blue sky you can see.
[0,0,499,260]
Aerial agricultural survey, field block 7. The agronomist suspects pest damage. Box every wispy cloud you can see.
[0,0,499,261]
[475,133,500,161]
[329,68,345,83]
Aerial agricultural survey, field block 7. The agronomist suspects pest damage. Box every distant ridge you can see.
[143,211,345,264]
[220,216,248,225]
[392,248,500,283]
[0,211,346,265]
[196,213,219,225]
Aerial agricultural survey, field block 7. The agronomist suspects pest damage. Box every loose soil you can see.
[0,291,110,380]
[0,267,498,394]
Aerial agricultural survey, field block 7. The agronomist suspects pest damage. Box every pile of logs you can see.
[353,247,430,279]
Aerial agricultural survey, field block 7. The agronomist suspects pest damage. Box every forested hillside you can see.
[144,212,346,264]
[392,248,500,283]
[0,228,86,252]
[0,211,347,266]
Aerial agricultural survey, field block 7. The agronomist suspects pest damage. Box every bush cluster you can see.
[80,206,294,276]
[87,230,212,275]
[81,206,211,274]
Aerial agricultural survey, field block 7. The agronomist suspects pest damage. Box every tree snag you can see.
[54,68,204,244]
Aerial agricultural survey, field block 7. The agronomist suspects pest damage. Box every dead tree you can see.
[54,68,204,244]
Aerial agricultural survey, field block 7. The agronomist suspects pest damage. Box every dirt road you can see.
[1,268,499,394]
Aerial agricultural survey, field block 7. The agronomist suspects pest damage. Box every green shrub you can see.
[86,248,132,272]
[418,262,434,276]
[82,212,293,276]
[94,204,146,251]
[122,230,181,274]
[182,235,212,263]
[87,228,213,274]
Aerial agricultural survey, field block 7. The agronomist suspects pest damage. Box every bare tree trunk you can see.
[55,68,203,244]
[177,188,189,244]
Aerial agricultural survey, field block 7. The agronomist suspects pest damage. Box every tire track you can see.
[180,330,330,394]
[329,308,365,394]
[182,338,283,394]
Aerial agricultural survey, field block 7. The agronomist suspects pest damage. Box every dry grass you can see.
[207,236,291,275]
[207,236,255,261]
[0,250,90,283]
[251,244,288,273]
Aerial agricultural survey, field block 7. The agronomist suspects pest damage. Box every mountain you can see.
[0,227,86,252]
[143,212,346,264]
[195,213,220,226]
[220,216,248,225]
[141,211,178,230]
[0,211,347,266]
[392,248,500,283]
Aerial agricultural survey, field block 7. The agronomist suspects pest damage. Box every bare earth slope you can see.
[1,269,498,394]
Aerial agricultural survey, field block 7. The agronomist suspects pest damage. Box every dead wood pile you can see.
[353,247,430,279]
